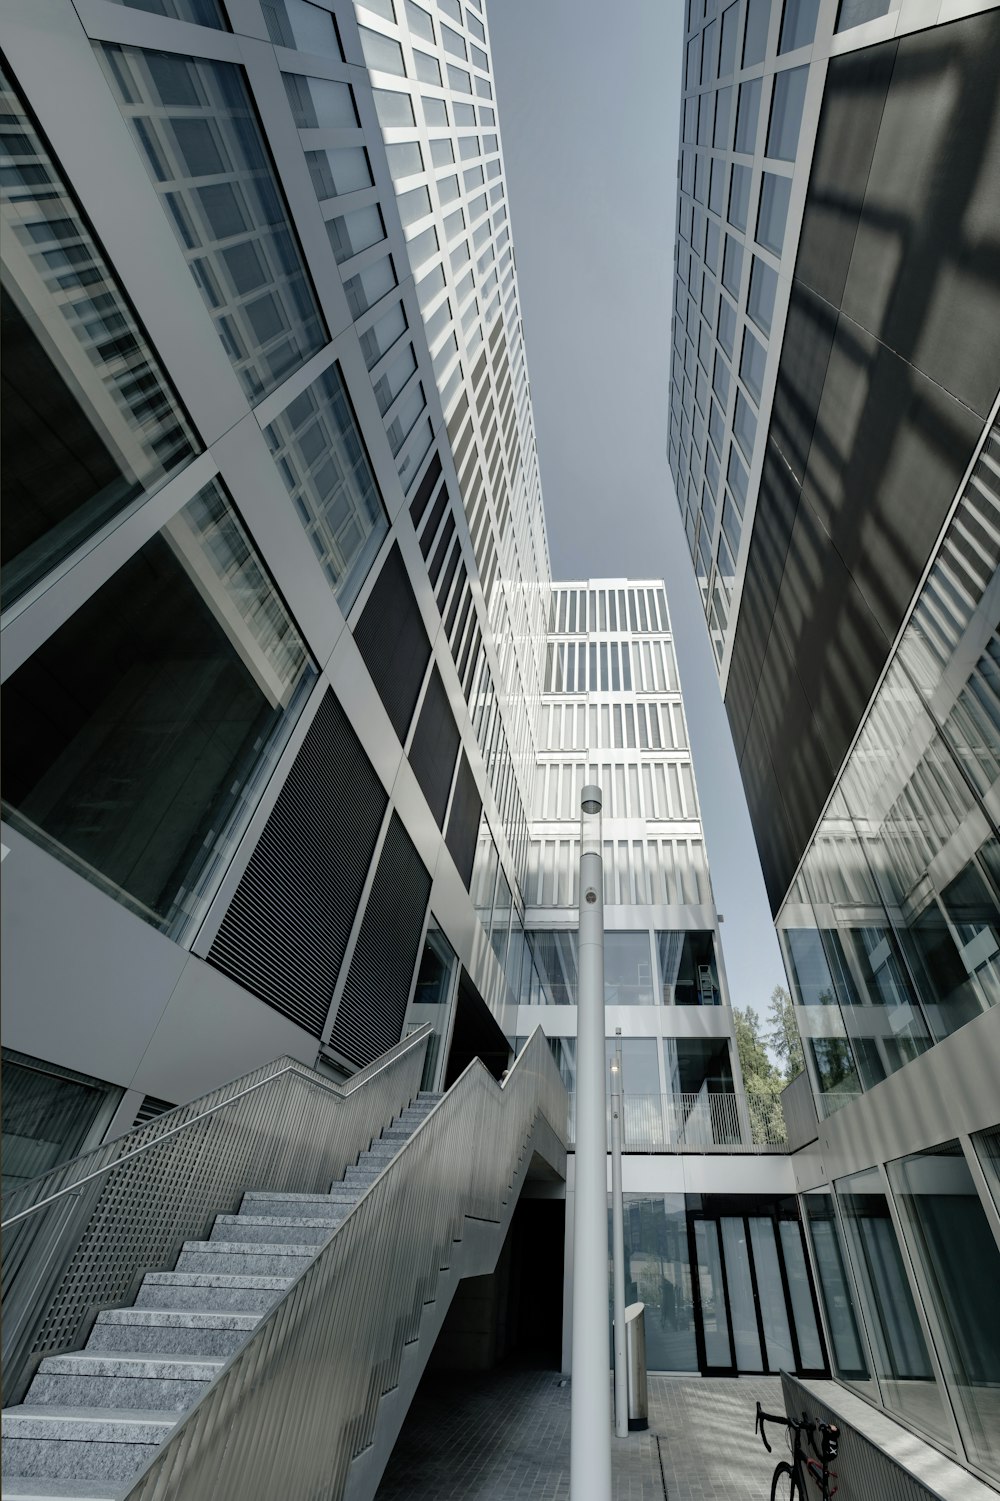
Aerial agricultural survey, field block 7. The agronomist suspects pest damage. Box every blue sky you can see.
[489,0,787,1024]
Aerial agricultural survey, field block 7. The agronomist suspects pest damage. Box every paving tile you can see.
[376,1367,784,1499]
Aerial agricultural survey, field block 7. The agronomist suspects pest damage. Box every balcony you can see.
[567,1091,788,1153]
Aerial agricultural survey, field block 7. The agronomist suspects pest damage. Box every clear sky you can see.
[489,0,787,1025]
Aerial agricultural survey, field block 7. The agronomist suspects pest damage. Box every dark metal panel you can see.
[208,690,388,1036]
[353,541,431,744]
[329,812,431,1068]
[408,664,459,829]
[445,752,481,890]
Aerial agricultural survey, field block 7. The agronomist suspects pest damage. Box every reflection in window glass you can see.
[1,1053,120,1196]
[106,0,226,22]
[779,0,819,52]
[740,328,767,403]
[520,929,577,1006]
[735,78,762,154]
[747,256,778,336]
[836,0,892,30]
[836,1168,951,1444]
[743,0,771,66]
[263,0,343,55]
[767,65,808,161]
[889,1142,1000,1476]
[803,1193,872,1386]
[972,1124,1000,1214]
[616,1196,698,1371]
[1,479,315,936]
[0,67,199,605]
[756,171,791,254]
[779,1220,825,1369]
[728,163,752,232]
[409,927,456,1093]
[604,931,654,1006]
[100,48,326,403]
[263,363,387,612]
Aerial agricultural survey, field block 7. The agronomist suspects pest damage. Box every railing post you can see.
[571,785,612,1501]
[610,1028,627,1439]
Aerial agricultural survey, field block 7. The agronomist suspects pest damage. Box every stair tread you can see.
[220,1214,340,1229]
[37,1355,223,1378]
[94,1309,258,1328]
[180,1239,317,1255]
[0,1478,119,1499]
[4,1407,179,1436]
[241,1191,343,1205]
[141,1271,292,1288]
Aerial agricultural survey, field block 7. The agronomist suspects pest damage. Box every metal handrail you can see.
[1,1027,432,1404]
[566,1089,789,1153]
[121,1027,568,1501]
[2,1027,430,1229]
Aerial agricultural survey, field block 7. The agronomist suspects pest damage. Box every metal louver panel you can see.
[353,542,431,743]
[329,812,431,1068]
[208,690,388,1036]
[133,1095,174,1125]
[409,665,459,829]
[446,752,481,889]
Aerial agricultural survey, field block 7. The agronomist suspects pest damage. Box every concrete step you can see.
[210,1214,338,1247]
[240,1194,350,1222]
[342,1167,382,1187]
[2,1408,176,1484]
[86,1307,258,1358]
[25,1355,222,1413]
[134,1270,292,1313]
[363,1141,399,1160]
[174,1240,317,1277]
[1,1475,120,1498]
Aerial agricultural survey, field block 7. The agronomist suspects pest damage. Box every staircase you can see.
[2,1095,443,1498]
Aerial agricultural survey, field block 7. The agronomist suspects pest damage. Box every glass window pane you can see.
[889,1142,1000,1475]
[718,3,738,77]
[735,77,762,154]
[1,1053,119,1195]
[604,931,654,1006]
[733,389,756,459]
[803,1192,872,1387]
[779,1219,825,1369]
[972,1124,1000,1215]
[359,26,406,77]
[0,66,199,605]
[1,479,315,936]
[756,171,791,254]
[100,48,327,404]
[327,204,385,263]
[780,0,820,52]
[722,235,743,297]
[305,145,372,201]
[106,0,226,22]
[728,163,752,232]
[695,1220,733,1366]
[617,1196,698,1371]
[721,1217,765,1369]
[750,1217,795,1369]
[263,362,388,612]
[836,0,892,31]
[740,327,767,403]
[743,0,770,66]
[264,0,342,56]
[747,256,778,336]
[836,1167,951,1443]
[767,65,808,161]
[284,72,358,128]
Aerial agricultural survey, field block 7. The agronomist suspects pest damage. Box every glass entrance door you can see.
[690,1205,828,1377]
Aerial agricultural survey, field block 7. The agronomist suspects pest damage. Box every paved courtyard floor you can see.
[375,1366,784,1500]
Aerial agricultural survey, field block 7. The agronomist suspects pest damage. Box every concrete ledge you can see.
[782,1374,997,1501]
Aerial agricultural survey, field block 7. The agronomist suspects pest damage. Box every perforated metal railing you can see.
[120,1027,568,1501]
[1,1027,431,1404]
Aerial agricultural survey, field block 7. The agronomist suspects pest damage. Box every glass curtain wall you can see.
[778,424,1000,1115]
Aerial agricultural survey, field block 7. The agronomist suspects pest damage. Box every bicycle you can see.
[755,1400,839,1499]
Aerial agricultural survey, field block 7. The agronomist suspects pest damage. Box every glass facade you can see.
[2,479,315,936]
[0,68,198,604]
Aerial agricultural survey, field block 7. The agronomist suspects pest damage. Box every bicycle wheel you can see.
[770,1460,803,1500]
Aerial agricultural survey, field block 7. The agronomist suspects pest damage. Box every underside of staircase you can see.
[3,1095,444,1500]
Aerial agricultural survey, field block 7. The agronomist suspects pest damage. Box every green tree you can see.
[767,983,804,1082]
[734,1005,786,1144]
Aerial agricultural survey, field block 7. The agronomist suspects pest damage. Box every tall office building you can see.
[668,0,1000,1487]
[1,0,832,1421]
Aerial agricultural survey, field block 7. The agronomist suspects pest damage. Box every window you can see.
[264,363,388,611]
[405,0,435,40]
[1,480,314,936]
[708,157,725,216]
[743,0,770,66]
[836,0,892,31]
[264,0,343,55]
[285,73,358,127]
[106,0,226,20]
[733,389,756,459]
[358,26,406,76]
[717,296,737,357]
[727,445,749,511]
[423,95,448,126]
[767,65,808,161]
[721,235,743,297]
[740,327,767,402]
[343,253,397,317]
[0,67,199,604]
[780,0,820,52]
[756,171,791,254]
[718,2,738,76]
[734,77,761,154]
[747,256,778,335]
[327,204,385,263]
[305,145,372,200]
[604,932,654,1006]
[413,48,442,85]
[728,162,752,231]
[713,85,732,150]
[385,140,423,179]
[100,48,327,403]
